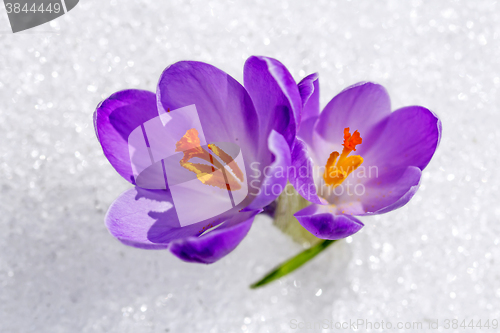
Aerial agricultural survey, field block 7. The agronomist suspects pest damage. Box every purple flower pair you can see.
[94,56,441,264]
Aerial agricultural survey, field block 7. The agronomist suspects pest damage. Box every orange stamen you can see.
[323,127,364,188]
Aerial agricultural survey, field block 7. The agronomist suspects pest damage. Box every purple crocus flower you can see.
[288,75,442,239]
[94,56,303,263]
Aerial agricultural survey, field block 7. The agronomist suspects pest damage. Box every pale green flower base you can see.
[273,184,322,247]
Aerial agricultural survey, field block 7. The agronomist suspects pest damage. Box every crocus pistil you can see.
[323,127,363,188]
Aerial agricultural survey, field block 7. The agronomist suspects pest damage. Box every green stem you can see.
[250,239,337,289]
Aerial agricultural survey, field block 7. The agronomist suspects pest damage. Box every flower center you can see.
[175,128,243,190]
[323,127,363,188]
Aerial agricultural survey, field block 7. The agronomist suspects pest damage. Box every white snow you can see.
[1,0,499,332]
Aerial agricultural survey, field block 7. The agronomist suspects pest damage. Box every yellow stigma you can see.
[323,127,364,188]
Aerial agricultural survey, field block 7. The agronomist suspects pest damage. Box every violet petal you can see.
[94,89,159,185]
[294,204,364,240]
[244,130,291,210]
[297,72,320,121]
[169,218,254,264]
[315,82,391,145]
[156,60,262,176]
[289,138,326,205]
[244,56,301,148]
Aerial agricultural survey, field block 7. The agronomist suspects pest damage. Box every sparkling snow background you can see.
[1,0,499,332]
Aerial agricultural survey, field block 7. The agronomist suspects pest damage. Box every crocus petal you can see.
[294,204,364,240]
[243,56,300,148]
[297,117,318,149]
[156,61,262,183]
[169,218,254,264]
[334,166,422,216]
[244,130,291,210]
[341,106,441,215]
[297,73,320,145]
[365,166,422,215]
[357,105,442,172]
[297,73,320,122]
[288,138,326,205]
[105,187,174,249]
[105,187,259,249]
[315,82,391,145]
[94,89,159,185]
